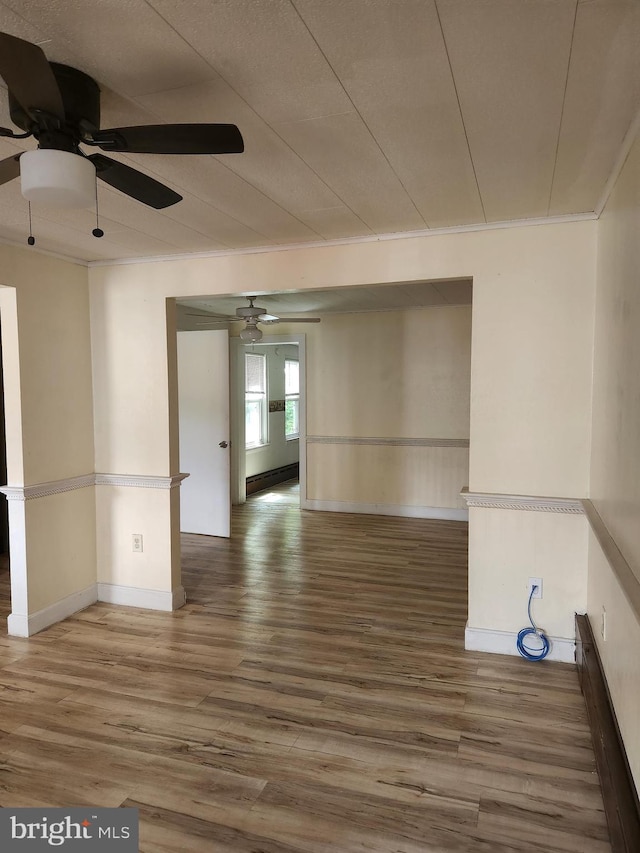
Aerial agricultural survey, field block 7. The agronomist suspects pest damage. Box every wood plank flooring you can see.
[0,483,610,852]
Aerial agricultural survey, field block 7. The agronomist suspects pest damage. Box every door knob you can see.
[219,440,229,448]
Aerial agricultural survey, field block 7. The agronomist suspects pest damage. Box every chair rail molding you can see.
[308,435,469,447]
[95,472,190,489]
[460,488,584,514]
[0,472,190,499]
[582,500,640,624]
[0,473,95,500]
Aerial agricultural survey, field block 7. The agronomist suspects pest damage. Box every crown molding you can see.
[460,488,584,514]
[87,212,597,268]
[0,207,599,270]
[0,235,89,267]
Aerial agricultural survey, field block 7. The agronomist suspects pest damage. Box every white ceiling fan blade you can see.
[262,317,321,324]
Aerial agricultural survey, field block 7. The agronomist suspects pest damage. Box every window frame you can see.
[245,352,268,449]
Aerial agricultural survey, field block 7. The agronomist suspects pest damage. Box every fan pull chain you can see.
[27,202,35,246]
[92,180,104,238]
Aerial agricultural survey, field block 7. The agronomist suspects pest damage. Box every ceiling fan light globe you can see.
[20,149,96,208]
[239,325,263,343]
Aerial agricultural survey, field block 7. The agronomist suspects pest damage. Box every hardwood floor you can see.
[0,483,610,852]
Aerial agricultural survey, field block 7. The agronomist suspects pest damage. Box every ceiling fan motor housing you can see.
[9,62,100,147]
[235,305,267,319]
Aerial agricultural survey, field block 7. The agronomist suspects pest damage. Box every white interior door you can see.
[177,330,230,537]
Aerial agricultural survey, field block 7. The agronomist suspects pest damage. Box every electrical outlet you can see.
[527,577,542,599]
[132,533,143,553]
[601,606,607,641]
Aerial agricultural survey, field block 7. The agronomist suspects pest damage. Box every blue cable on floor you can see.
[517,585,550,661]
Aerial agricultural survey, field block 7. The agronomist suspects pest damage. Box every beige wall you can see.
[464,219,596,648]
[89,219,596,625]
[0,244,96,623]
[96,485,173,591]
[306,306,471,510]
[308,444,469,510]
[591,135,640,578]
[469,228,595,498]
[1,247,94,483]
[26,488,96,612]
[588,131,640,792]
[469,508,588,639]
[307,308,471,439]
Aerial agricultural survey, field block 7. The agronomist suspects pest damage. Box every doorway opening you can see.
[244,341,300,498]
[231,334,307,513]
[175,329,308,543]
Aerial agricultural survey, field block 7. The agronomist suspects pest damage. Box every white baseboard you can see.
[97,583,186,612]
[6,583,187,637]
[7,584,98,638]
[465,624,575,664]
[302,499,468,522]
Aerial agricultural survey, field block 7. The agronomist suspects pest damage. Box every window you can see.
[285,358,300,439]
[245,352,267,448]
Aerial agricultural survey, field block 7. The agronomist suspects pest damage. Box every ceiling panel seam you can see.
[138,0,373,234]
[434,0,486,224]
[288,0,428,228]
[546,0,579,217]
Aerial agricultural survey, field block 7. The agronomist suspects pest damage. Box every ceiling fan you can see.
[188,296,321,342]
[0,31,243,223]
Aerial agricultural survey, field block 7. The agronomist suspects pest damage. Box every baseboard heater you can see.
[246,463,299,496]
[575,614,640,852]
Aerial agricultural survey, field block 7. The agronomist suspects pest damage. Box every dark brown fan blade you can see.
[0,32,64,120]
[88,154,182,209]
[0,153,20,185]
[90,123,244,155]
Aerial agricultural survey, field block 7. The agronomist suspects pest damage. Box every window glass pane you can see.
[245,353,267,447]
[246,400,262,446]
[285,359,299,394]
[285,399,299,437]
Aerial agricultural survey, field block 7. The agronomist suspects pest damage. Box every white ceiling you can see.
[0,0,638,264]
